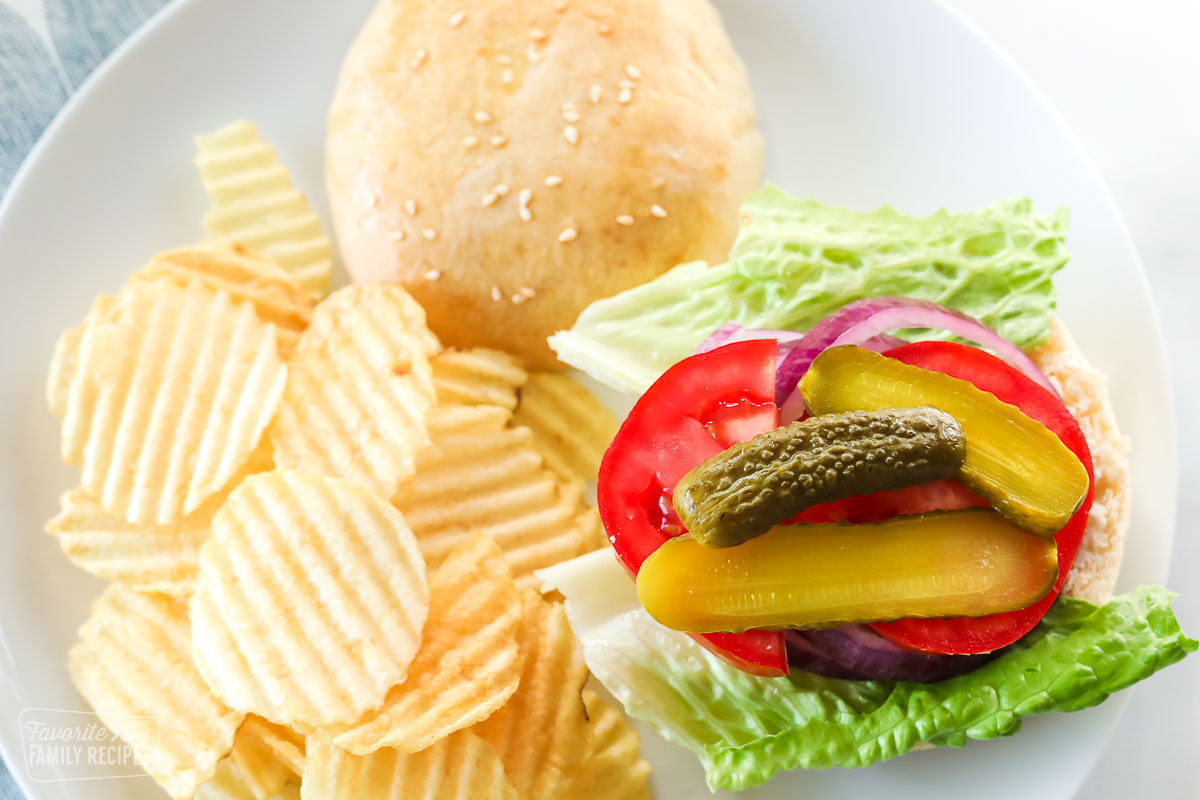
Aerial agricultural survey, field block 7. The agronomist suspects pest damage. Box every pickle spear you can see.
[636,509,1058,634]
[673,407,966,548]
[800,345,1088,536]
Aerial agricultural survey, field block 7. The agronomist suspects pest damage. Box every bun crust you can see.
[327,0,762,368]
[1030,318,1131,605]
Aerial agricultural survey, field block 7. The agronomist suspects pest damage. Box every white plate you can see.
[0,1,1175,798]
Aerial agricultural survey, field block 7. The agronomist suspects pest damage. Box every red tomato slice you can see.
[865,341,1095,655]
[792,478,988,524]
[598,340,787,676]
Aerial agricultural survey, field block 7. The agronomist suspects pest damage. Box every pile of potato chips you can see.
[44,121,649,799]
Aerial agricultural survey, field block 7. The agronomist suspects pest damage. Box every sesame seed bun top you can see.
[326,0,763,368]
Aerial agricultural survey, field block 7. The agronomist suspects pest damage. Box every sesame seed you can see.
[424,268,441,280]
[617,87,632,104]
[411,49,428,69]
[491,286,502,301]
[650,176,666,188]
[616,214,634,226]
[498,53,513,65]
[518,188,533,221]
[422,228,439,240]
[527,45,543,63]
[558,227,578,243]
[561,103,580,123]
[553,0,568,10]
[619,79,636,90]
[462,135,479,148]
[529,27,548,42]
[449,10,465,27]
[651,204,668,218]
[624,64,641,80]
[474,109,492,124]
[501,68,514,85]
[389,229,406,241]
[520,286,536,298]
[589,84,603,104]
[490,134,508,147]
[481,192,499,207]
[511,293,528,304]
[370,191,382,208]
[544,174,563,187]
[404,199,418,216]
[493,184,510,197]
[597,22,612,35]
[563,125,579,144]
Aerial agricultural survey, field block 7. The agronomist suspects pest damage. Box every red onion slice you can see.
[825,300,1057,395]
[696,299,1058,427]
[698,324,897,411]
[787,625,999,683]
[776,297,1060,422]
[777,334,903,423]
[783,631,869,681]
[695,323,804,355]
[777,389,809,426]
[694,322,745,354]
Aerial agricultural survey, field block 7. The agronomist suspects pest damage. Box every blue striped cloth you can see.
[0,2,172,794]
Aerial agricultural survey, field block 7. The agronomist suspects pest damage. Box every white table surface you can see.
[2,0,1197,797]
[942,2,1200,797]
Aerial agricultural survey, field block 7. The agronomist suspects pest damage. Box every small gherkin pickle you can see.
[673,407,966,548]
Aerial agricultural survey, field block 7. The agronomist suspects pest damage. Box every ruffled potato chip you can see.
[131,242,314,357]
[47,440,273,597]
[195,121,332,296]
[474,592,591,800]
[512,372,617,486]
[60,279,287,524]
[227,723,295,800]
[47,487,214,596]
[395,405,588,587]
[69,585,243,799]
[301,731,517,800]
[333,534,522,755]
[269,284,439,499]
[190,470,429,730]
[571,689,652,799]
[431,348,527,409]
[240,715,305,777]
[575,507,608,556]
[194,757,299,800]
[46,294,116,418]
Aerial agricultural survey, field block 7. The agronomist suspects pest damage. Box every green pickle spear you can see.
[637,509,1059,633]
[800,345,1088,536]
[674,407,966,548]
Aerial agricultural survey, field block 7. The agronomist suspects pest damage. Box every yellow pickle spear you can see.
[800,345,1089,536]
[636,509,1058,634]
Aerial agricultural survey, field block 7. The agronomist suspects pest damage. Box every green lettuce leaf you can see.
[539,552,1196,793]
[549,186,1070,392]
